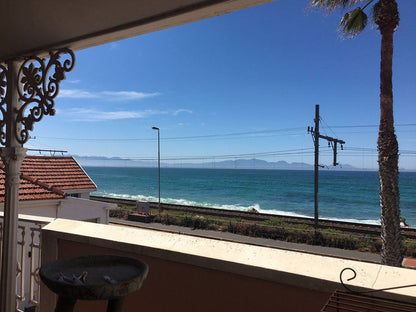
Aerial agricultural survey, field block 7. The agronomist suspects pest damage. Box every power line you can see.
[72,146,416,162]
[35,123,416,142]
[118,148,315,161]
[330,123,416,129]
[27,148,68,156]
[320,116,338,138]
[345,147,416,154]
[36,127,305,142]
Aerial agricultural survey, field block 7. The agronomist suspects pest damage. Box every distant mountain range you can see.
[74,155,361,171]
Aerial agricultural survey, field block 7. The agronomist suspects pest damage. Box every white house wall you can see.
[57,197,115,224]
[0,200,60,219]
[0,198,115,224]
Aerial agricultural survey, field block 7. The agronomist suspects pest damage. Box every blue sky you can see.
[28,0,416,169]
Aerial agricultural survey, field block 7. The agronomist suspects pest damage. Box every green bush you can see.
[109,209,128,219]
[403,239,416,257]
[111,204,387,255]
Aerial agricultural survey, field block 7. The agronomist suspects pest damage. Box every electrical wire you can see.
[76,146,416,162]
[34,123,416,142]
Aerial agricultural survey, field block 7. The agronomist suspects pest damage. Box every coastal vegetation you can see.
[309,0,402,266]
[109,203,416,258]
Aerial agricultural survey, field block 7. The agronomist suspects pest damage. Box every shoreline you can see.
[91,195,416,238]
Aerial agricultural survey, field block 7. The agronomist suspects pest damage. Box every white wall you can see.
[17,200,60,219]
[57,197,115,224]
[1,197,116,224]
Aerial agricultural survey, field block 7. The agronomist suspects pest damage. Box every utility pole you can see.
[313,104,320,231]
[152,126,161,216]
[307,104,345,231]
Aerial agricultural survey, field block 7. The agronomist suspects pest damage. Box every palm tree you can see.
[309,0,402,266]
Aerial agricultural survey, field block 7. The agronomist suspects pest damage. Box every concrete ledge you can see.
[0,211,55,224]
[42,219,416,303]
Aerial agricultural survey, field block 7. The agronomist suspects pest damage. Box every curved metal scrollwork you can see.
[340,267,360,293]
[16,48,75,144]
[0,64,7,145]
[340,267,416,294]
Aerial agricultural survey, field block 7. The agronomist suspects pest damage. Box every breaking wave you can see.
[94,191,381,225]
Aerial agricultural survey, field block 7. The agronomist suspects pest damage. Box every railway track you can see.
[91,195,416,239]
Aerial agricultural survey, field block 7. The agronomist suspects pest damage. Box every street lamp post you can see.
[152,126,161,216]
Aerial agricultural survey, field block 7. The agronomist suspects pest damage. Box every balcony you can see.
[2,214,416,311]
[41,219,416,311]
[0,212,53,311]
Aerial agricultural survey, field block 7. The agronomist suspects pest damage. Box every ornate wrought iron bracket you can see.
[340,267,416,294]
[0,64,7,145]
[0,48,75,146]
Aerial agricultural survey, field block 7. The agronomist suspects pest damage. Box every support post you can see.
[152,126,161,216]
[157,130,161,216]
[308,104,345,235]
[0,60,27,312]
[0,49,74,311]
[314,104,319,230]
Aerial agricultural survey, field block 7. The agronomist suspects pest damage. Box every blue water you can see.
[84,167,416,226]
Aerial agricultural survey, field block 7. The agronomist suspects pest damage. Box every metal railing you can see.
[321,268,416,311]
[0,214,52,312]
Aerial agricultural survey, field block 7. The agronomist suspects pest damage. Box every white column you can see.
[0,60,27,312]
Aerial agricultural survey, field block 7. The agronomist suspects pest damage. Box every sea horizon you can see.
[81,164,416,173]
[74,155,416,172]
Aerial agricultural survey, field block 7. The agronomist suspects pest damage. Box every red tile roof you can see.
[20,156,96,192]
[0,171,65,202]
[0,156,96,202]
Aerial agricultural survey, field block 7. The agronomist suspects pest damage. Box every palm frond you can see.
[339,7,368,38]
[308,0,366,13]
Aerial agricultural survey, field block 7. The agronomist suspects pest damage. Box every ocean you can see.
[84,167,416,227]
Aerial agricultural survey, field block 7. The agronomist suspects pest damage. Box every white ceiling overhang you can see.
[0,0,273,61]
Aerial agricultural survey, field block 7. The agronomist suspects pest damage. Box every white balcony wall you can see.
[40,219,416,312]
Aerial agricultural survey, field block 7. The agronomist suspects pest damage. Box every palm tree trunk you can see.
[377,0,402,267]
